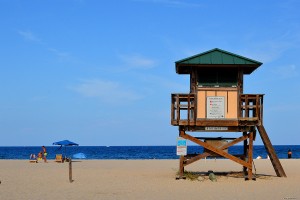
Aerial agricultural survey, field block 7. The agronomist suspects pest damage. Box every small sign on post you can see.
[177,137,187,156]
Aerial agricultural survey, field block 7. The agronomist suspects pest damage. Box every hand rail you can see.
[171,93,196,125]
[239,94,264,124]
[171,93,264,126]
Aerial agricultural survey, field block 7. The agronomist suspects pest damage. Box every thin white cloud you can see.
[18,30,74,62]
[242,40,292,63]
[48,48,70,57]
[138,73,188,92]
[18,30,42,43]
[271,64,298,79]
[71,79,143,104]
[268,104,300,112]
[119,54,156,70]
[241,29,300,64]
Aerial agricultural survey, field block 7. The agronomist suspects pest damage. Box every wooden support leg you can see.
[176,127,186,180]
[177,156,185,179]
[243,132,247,174]
[247,131,254,180]
[257,125,287,177]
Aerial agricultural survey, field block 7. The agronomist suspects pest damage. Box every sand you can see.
[0,159,299,200]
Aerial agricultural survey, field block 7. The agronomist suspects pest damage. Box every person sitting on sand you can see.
[29,153,37,163]
[30,154,36,160]
[38,151,43,161]
[30,154,36,159]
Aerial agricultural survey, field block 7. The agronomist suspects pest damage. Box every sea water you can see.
[0,145,299,160]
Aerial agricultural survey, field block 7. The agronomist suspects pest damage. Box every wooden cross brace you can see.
[179,130,252,169]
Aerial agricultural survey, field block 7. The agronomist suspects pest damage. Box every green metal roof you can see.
[175,48,262,74]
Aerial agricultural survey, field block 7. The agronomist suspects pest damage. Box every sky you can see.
[0,0,300,146]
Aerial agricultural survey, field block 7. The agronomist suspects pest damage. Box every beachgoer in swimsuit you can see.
[42,146,47,163]
[288,149,292,159]
[38,151,43,161]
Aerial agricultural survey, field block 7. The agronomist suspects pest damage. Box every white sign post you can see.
[176,137,187,156]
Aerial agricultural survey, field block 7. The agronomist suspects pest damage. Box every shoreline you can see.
[1,145,299,160]
[0,159,299,199]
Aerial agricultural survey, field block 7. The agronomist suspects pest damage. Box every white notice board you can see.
[176,137,187,156]
[207,96,225,119]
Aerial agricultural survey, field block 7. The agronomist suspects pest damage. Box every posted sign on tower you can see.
[207,96,225,119]
[176,137,187,156]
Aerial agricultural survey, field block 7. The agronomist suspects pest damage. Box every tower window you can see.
[197,68,238,87]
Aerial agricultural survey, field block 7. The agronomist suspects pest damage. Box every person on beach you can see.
[30,154,37,162]
[38,151,43,161]
[29,153,37,163]
[288,149,292,159]
[42,146,47,163]
[30,154,36,160]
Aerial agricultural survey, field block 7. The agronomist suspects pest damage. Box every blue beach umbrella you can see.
[53,140,79,158]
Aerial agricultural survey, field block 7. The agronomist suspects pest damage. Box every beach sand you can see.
[0,159,299,200]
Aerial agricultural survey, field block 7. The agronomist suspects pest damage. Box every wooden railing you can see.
[171,93,264,126]
[171,93,196,125]
[239,94,264,124]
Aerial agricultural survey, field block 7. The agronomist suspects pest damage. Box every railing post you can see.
[171,94,175,124]
[193,94,196,122]
[260,95,264,125]
[245,95,249,118]
[255,95,259,120]
[176,94,180,124]
[171,93,196,125]
[187,94,190,125]
[240,94,245,118]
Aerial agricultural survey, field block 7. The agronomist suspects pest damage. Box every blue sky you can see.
[0,0,299,146]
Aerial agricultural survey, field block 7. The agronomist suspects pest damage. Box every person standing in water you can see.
[288,149,292,159]
[42,146,48,163]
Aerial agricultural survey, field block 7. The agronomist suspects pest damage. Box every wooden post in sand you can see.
[69,158,73,183]
[171,48,286,180]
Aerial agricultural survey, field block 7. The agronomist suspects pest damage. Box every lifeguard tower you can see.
[171,48,286,180]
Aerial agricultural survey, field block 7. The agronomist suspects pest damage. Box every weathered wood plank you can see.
[196,120,239,126]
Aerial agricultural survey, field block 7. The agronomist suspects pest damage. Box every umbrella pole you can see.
[69,158,73,183]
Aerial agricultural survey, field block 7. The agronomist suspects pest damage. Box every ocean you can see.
[0,145,299,160]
